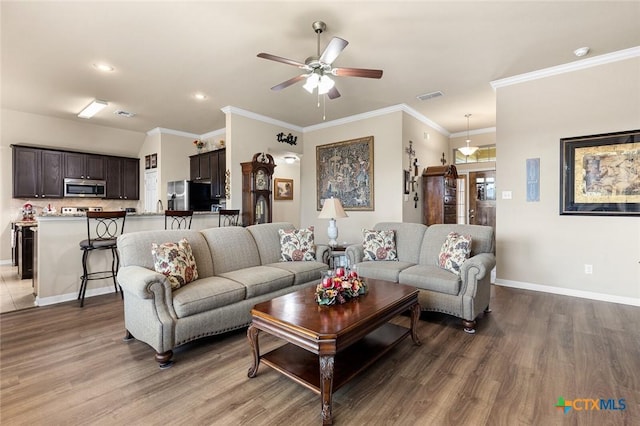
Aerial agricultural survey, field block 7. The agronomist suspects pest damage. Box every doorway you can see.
[468,171,496,229]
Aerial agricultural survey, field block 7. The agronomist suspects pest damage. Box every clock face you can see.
[255,169,268,190]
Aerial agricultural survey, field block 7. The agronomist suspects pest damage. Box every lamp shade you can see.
[318,197,348,219]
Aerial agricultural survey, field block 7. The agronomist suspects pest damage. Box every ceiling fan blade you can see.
[271,74,307,91]
[257,53,306,68]
[333,67,383,79]
[327,86,341,100]
[319,37,349,65]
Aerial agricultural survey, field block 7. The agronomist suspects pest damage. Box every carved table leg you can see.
[320,355,335,425]
[247,325,260,378]
[410,303,422,346]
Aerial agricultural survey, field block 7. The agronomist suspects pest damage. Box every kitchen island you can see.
[35,212,221,306]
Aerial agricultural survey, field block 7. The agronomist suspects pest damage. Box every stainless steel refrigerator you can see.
[167,180,214,212]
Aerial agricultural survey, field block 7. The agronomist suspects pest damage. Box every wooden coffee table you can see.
[247,278,421,425]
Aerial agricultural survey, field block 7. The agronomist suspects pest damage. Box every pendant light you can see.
[459,113,479,156]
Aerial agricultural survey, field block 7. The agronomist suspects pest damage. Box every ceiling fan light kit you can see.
[257,20,383,101]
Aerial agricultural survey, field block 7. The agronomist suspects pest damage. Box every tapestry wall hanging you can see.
[316,136,374,211]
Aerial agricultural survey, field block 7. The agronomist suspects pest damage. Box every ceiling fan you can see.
[257,21,383,100]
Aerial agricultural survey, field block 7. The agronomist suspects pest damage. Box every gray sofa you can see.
[346,222,495,333]
[117,222,328,368]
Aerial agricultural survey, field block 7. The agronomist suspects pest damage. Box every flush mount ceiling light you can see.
[77,99,108,119]
[573,47,590,57]
[93,63,114,72]
[194,93,207,100]
[458,113,479,156]
[284,156,297,164]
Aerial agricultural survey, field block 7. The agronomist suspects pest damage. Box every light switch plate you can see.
[502,191,512,199]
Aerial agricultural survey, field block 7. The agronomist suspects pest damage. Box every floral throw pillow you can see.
[151,238,198,290]
[279,227,316,261]
[438,232,472,275]
[362,229,398,261]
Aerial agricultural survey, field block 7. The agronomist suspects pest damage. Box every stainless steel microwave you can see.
[63,178,106,198]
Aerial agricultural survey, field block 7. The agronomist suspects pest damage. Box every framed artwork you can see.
[274,178,293,200]
[145,155,151,169]
[316,136,374,211]
[150,153,157,169]
[404,170,411,194]
[560,129,639,215]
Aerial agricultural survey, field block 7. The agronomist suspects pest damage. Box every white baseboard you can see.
[494,279,640,307]
[36,286,118,307]
[0,259,13,266]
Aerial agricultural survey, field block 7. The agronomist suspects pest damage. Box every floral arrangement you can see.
[193,140,205,150]
[316,267,366,305]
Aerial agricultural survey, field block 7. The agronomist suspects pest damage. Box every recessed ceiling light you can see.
[93,63,114,72]
[573,47,590,57]
[194,93,207,100]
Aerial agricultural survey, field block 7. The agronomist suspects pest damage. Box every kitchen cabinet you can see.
[105,156,139,200]
[16,223,36,280]
[210,149,226,199]
[190,152,211,181]
[422,164,458,225]
[12,146,64,199]
[64,152,106,179]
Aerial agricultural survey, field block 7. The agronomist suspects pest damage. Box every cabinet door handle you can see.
[35,194,39,198]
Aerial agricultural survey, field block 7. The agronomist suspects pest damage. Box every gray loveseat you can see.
[346,222,495,333]
[117,222,328,368]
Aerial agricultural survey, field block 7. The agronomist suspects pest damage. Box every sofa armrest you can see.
[316,244,330,265]
[346,244,364,266]
[118,265,171,298]
[459,252,496,296]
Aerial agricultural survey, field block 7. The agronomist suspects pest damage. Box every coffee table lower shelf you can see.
[261,322,410,394]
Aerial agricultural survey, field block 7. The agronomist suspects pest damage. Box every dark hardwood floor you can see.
[1,285,638,425]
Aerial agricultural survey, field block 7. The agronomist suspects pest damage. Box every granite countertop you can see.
[37,211,219,219]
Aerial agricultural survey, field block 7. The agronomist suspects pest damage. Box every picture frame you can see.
[274,178,294,200]
[560,129,639,216]
[316,136,374,211]
[403,170,411,195]
[150,153,157,169]
[145,155,151,170]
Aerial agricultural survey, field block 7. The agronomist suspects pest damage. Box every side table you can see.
[328,244,350,269]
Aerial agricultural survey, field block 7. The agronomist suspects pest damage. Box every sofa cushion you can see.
[172,276,246,318]
[201,227,261,274]
[219,266,294,298]
[373,222,427,264]
[247,222,297,265]
[279,227,316,261]
[354,261,415,283]
[362,229,398,261]
[268,260,327,285]
[151,238,198,290]
[399,264,461,295]
[438,232,472,275]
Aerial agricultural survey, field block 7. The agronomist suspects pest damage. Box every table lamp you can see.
[318,197,348,247]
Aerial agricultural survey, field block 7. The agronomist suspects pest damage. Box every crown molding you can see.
[220,105,303,133]
[146,127,200,138]
[303,103,450,136]
[200,128,225,139]
[450,127,497,138]
[491,46,640,90]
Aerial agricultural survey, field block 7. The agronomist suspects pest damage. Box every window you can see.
[454,145,496,164]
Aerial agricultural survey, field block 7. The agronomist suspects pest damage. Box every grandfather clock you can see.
[241,152,276,226]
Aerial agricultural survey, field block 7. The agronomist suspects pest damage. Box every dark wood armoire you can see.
[422,164,458,225]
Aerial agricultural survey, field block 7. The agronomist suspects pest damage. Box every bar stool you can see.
[218,209,240,227]
[78,211,127,307]
[165,210,193,229]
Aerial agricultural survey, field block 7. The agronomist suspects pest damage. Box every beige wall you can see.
[0,109,145,261]
[301,112,404,245]
[224,110,303,224]
[495,57,640,302]
[401,113,450,224]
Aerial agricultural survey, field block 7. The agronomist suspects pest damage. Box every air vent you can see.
[114,110,135,118]
[416,91,443,101]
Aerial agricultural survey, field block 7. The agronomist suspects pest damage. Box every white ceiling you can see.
[2,1,639,136]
